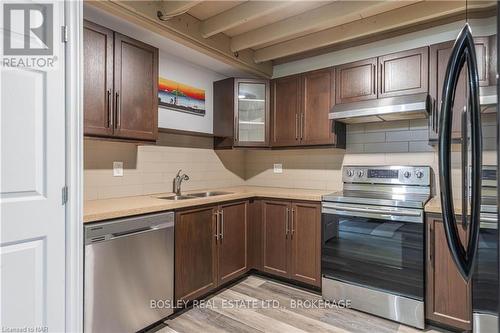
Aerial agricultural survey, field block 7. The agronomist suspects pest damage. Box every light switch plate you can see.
[113,161,123,177]
[273,163,283,174]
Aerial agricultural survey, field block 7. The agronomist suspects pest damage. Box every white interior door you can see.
[1,1,66,331]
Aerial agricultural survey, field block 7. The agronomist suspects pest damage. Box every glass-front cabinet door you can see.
[235,79,269,146]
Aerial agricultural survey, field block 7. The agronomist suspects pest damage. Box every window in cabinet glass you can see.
[237,82,266,143]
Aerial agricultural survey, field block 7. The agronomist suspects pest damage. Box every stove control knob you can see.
[415,170,424,179]
[403,171,411,178]
[346,169,354,177]
[357,170,364,177]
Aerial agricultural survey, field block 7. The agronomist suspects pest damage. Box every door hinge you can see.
[61,26,68,43]
[62,186,68,205]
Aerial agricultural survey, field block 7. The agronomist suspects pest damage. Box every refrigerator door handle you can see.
[438,23,482,281]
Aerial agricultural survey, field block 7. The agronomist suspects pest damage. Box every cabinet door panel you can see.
[235,79,270,147]
[175,207,218,302]
[248,200,263,270]
[429,38,490,140]
[114,33,158,141]
[272,76,301,147]
[301,69,336,145]
[262,201,290,278]
[378,47,428,98]
[429,41,467,140]
[426,217,471,330]
[290,202,321,287]
[474,37,489,86]
[83,20,114,137]
[335,58,377,104]
[218,201,248,284]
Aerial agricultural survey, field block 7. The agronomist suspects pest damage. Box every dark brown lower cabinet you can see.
[290,202,321,287]
[247,199,263,271]
[262,200,321,287]
[426,215,472,331]
[262,200,290,278]
[175,198,321,303]
[175,206,218,302]
[217,201,248,285]
[175,201,248,302]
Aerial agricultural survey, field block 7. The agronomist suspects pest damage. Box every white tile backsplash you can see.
[85,117,497,200]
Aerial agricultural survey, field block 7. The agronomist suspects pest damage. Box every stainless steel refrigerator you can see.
[438,6,499,333]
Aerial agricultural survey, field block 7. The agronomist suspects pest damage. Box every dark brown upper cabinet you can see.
[83,20,114,137]
[213,78,270,149]
[271,70,345,148]
[271,75,302,147]
[474,36,490,86]
[113,33,158,141]
[428,36,493,141]
[83,20,158,142]
[335,58,377,104]
[335,47,429,105]
[429,40,467,141]
[378,47,429,98]
[302,69,343,146]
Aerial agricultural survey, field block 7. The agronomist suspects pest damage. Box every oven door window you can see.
[322,212,424,300]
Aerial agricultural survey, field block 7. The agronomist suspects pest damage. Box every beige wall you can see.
[245,117,497,197]
[84,137,246,200]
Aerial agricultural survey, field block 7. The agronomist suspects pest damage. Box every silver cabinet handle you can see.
[285,208,289,237]
[300,113,304,140]
[295,113,299,140]
[428,223,433,264]
[107,89,112,128]
[214,211,219,241]
[291,209,295,236]
[115,91,120,128]
[372,64,376,94]
[220,209,224,240]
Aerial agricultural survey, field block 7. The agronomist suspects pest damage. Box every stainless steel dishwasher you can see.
[84,211,174,333]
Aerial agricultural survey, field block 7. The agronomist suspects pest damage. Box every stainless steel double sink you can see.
[156,191,233,201]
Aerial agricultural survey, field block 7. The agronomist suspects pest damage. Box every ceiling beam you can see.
[200,1,291,38]
[253,0,496,63]
[87,1,272,78]
[230,0,421,52]
[158,1,202,18]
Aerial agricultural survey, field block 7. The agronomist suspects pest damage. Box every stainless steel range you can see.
[321,165,431,329]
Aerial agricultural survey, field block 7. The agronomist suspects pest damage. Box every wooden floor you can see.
[155,275,451,333]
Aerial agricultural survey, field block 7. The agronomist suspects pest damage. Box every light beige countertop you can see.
[424,196,465,215]
[84,186,331,223]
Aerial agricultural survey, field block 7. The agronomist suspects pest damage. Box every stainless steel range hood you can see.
[329,93,431,123]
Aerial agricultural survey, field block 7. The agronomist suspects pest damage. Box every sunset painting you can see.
[158,77,206,115]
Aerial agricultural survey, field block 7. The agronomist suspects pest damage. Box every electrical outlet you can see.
[113,161,123,177]
[273,163,283,174]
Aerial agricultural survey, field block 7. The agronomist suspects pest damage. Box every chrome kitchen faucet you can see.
[173,169,189,195]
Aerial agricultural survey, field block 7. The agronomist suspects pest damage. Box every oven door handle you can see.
[322,204,422,217]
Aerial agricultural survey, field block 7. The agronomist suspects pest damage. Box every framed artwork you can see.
[158,77,206,116]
